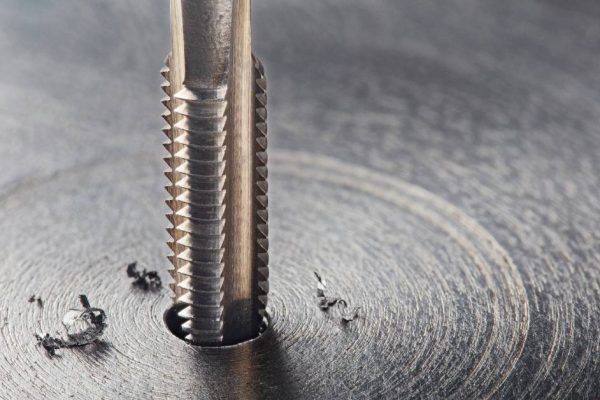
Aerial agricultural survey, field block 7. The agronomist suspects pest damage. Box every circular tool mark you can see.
[0,150,529,399]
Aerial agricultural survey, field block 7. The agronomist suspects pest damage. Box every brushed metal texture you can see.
[0,0,598,398]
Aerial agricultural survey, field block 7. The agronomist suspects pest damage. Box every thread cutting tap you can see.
[162,0,268,346]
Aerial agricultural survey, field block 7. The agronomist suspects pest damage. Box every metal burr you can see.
[162,0,268,346]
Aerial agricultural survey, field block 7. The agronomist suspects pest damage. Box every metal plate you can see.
[0,0,599,398]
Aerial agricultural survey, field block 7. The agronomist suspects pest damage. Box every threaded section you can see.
[163,56,227,345]
[253,55,269,324]
[163,54,269,346]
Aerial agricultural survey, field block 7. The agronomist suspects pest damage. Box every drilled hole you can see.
[164,303,270,347]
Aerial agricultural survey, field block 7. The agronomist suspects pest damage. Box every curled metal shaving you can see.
[314,272,360,322]
[35,295,107,357]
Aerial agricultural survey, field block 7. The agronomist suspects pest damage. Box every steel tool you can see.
[162,0,268,346]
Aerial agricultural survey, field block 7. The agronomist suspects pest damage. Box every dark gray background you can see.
[0,0,599,398]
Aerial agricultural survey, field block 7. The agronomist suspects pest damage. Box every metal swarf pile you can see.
[314,272,360,323]
[34,295,107,357]
[126,262,162,290]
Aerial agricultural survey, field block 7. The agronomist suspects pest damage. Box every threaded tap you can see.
[162,0,268,346]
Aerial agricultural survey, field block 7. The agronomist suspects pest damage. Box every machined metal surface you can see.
[0,0,600,399]
[163,0,268,345]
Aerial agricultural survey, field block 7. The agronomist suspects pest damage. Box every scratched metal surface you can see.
[0,0,599,399]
